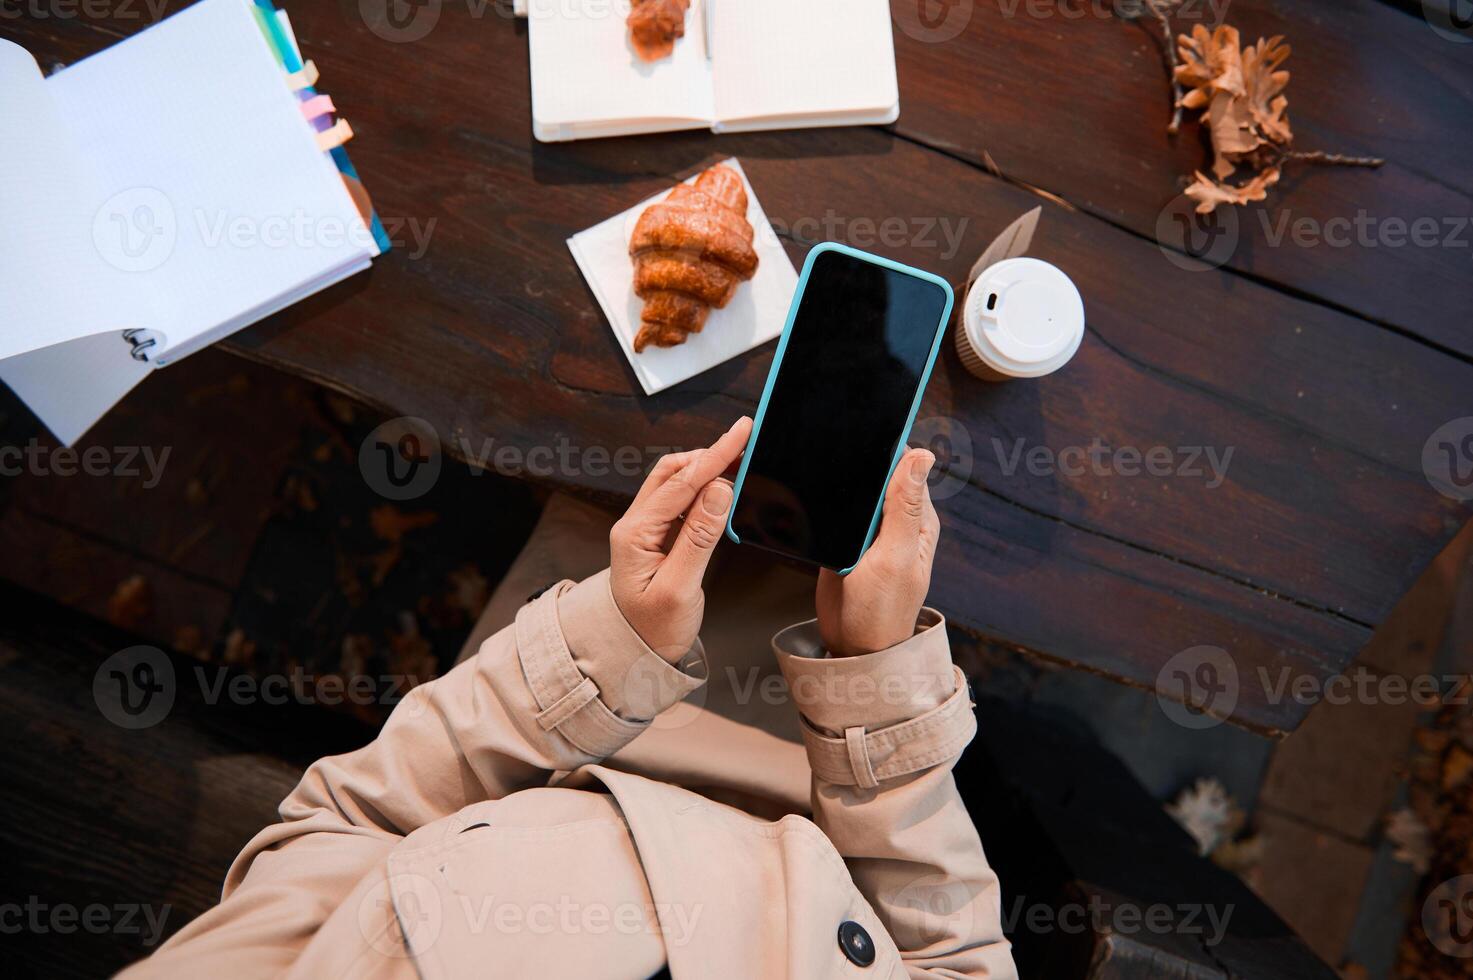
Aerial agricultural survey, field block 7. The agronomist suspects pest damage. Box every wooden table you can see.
[9,0,1469,734]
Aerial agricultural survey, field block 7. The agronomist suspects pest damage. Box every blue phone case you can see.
[724,242,956,575]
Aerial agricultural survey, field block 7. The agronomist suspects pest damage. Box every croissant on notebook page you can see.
[627,0,690,61]
[628,164,760,352]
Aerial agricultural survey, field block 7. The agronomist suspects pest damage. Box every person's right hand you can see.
[815,448,940,657]
[610,417,752,663]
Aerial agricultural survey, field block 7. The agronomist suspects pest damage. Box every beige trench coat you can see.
[121,555,1016,979]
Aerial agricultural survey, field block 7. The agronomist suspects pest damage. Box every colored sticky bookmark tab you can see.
[285,60,318,91]
[315,118,353,152]
[299,94,335,122]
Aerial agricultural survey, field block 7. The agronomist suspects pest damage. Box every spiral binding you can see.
[122,330,157,362]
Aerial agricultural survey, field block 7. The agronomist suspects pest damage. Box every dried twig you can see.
[1281,149,1384,168]
[1140,0,1186,134]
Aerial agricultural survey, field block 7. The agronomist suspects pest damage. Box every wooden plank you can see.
[886,0,1473,357]
[0,585,367,977]
[6,5,1468,731]
[3,352,304,593]
[0,506,233,651]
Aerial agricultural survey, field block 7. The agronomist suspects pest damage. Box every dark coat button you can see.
[837,920,875,967]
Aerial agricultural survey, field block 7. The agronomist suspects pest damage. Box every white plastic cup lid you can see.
[960,257,1084,379]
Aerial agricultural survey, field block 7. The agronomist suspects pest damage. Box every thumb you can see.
[876,449,934,550]
[659,478,734,591]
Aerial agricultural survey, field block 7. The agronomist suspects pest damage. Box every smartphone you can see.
[726,243,955,573]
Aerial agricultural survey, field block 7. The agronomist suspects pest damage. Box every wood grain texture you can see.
[4,1,1469,731]
[889,0,1473,357]
[0,585,369,978]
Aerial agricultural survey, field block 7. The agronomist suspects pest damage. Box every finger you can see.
[659,478,734,590]
[917,479,941,567]
[639,416,752,525]
[874,448,935,554]
[632,450,700,509]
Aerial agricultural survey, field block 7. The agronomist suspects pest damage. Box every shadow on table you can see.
[529,126,899,188]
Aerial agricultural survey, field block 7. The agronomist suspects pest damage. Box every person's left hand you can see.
[610,416,753,663]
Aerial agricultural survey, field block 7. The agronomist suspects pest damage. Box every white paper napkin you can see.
[567,157,798,394]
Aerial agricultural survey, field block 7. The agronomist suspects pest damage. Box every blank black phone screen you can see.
[730,249,950,570]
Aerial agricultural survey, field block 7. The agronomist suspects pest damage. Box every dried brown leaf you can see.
[447,564,490,617]
[172,625,206,658]
[1386,807,1432,873]
[967,206,1041,288]
[1184,167,1281,214]
[1166,777,1239,856]
[1175,24,1244,110]
[106,574,152,630]
[1445,744,1473,792]
[369,505,439,544]
[1206,89,1260,178]
[1241,35,1292,145]
[222,627,256,668]
[1212,833,1263,874]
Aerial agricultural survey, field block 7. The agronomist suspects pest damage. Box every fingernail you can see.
[729,415,752,433]
[702,481,733,516]
[910,451,935,485]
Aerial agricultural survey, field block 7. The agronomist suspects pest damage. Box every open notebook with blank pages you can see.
[0,0,387,445]
[526,0,899,141]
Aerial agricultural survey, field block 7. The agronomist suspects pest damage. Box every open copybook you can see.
[1,0,388,445]
[526,0,900,141]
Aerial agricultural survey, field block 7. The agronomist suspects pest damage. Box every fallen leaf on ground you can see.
[370,505,439,544]
[967,206,1041,288]
[1167,777,1238,856]
[222,628,257,668]
[1240,35,1292,145]
[106,575,152,630]
[172,625,206,658]
[447,564,490,617]
[1175,24,1244,109]
[1184,167,1281,214]
[1386,807,1432,873]
[1444,744,1473,792]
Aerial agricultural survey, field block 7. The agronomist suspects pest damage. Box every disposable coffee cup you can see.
[956,257,1084,381]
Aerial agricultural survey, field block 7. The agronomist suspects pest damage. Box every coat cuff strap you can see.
[514,585,648,759]
[799,666,977,788]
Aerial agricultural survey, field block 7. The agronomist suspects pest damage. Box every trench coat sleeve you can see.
[119,569,704,977]
[774,609,1018,979]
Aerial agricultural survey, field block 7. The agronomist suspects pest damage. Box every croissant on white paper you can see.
[627,165,759,352]
[627,0,690,61]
